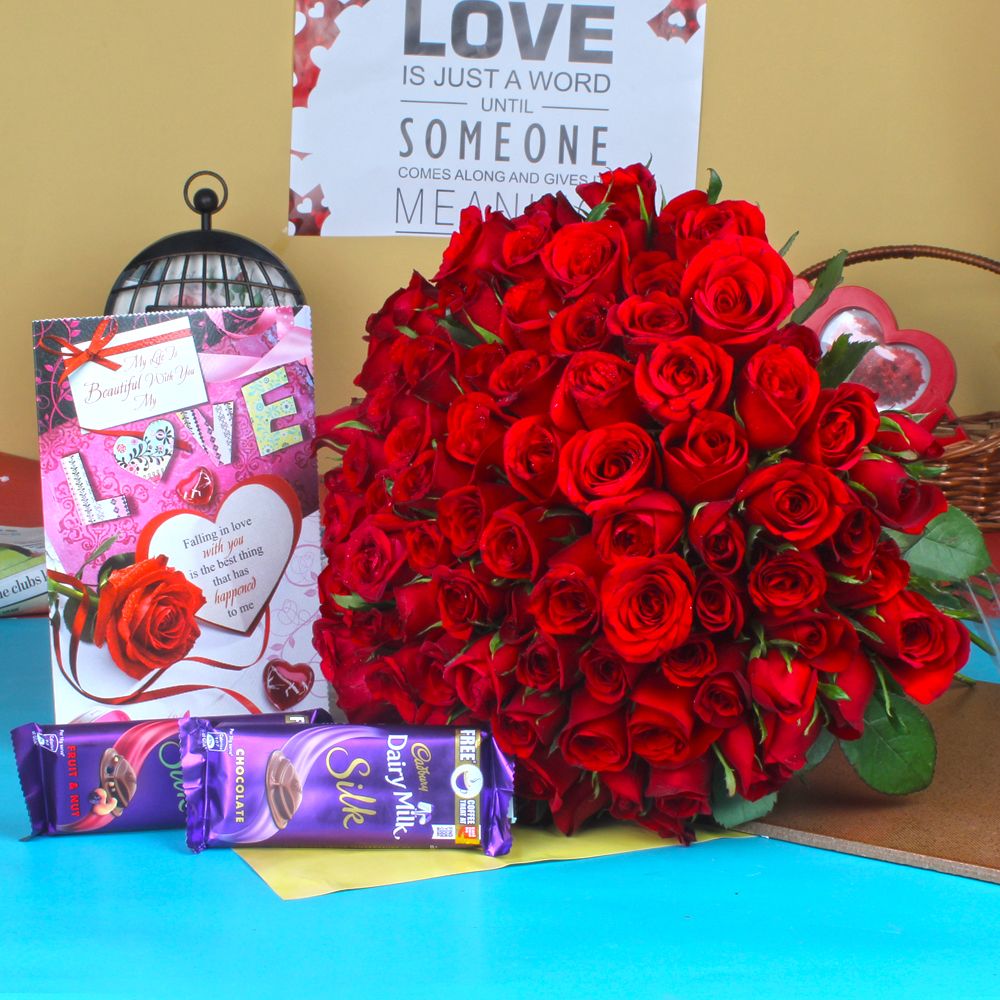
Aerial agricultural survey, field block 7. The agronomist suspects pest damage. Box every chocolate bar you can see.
[180,720,515,856]
[11,709,331,837]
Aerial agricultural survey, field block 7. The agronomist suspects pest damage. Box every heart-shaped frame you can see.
[793,279,957,415]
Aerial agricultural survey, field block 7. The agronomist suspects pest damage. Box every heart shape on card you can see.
[263,659,315,710]
[792,279,956,414]
[136,475,302,635]
[113,419,176,481]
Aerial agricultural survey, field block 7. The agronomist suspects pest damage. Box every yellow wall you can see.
[1,0,997,459]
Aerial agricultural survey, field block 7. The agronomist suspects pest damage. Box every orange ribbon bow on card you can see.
[50,317,122,382]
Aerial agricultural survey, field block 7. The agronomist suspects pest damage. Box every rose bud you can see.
[577,163,657,221]
[793,383,880,470]
[492,687,567,761]
[503,415,569,505]
[645,755,712,822]
[629,675,719,767]
[580,640,646,704]
[442,635,517,719]
[487,349,562,418]
[824,650,877,740]
[589,489,685,562]
[864,590,971,703]
[850,458,948,534]
[873,412,945,459]
[735,344,820,451]
[661,410,749,506]
[549,293,613,355]
[661,635,718,687]
[826,539,911,609]
[499,279,563,352]
[739,460,853,549]
[693,572,747,636]
[694,670,749,729]
[634,335,733,427]
[658,190,767,262]
[748,650,818,720]
[550,350,644,432]
[515,633,578,692]
[629,251,685,296]
[688,501,746,576]
[748,547,827,619]
[559,689,632,772]
[445,391,509,466]
[433,565,505,640]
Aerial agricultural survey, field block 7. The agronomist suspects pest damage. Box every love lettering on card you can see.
[32,307,325,722]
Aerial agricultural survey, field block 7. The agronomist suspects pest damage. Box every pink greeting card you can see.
[32,306,326,722]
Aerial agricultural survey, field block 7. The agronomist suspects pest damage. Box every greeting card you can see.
[32,307,326,722]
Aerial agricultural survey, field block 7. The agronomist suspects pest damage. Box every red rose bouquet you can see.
[314,165,990,840]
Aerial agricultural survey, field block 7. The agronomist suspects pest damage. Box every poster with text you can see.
[289,0,708,237]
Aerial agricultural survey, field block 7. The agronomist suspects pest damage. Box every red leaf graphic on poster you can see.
[289,185,331,236]
[293,0,371,109]
[649,0,707,43]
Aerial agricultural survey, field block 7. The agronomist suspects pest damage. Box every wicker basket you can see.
[799,245,1000,531]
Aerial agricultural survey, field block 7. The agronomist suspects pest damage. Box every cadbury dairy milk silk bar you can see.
[181,720,515,856]
[11,710,332,837]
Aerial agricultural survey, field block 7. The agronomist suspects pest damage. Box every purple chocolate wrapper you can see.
[11,709,331,837]
[181,721,515,856]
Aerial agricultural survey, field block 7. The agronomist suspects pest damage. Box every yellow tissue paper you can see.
[236,823,744,900]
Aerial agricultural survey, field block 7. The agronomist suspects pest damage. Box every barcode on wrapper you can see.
[432,824,456,840]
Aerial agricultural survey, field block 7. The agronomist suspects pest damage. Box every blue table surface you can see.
[2,617,998,1000]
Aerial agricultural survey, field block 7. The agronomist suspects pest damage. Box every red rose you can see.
[579,640,646,703]
[850,459,948,534]
[551,775,612,835]
[445,391,508,466]
[761,707,821,782]
[865,590,970,703]
[438,484,516,558]
[550,350,643,432]
[600,554,695,662]
[793,384,880,470]
[822,501,882,578]
[558,423,659,508]
[442,636,516,719]
[499,279,563,352]
[493,687,567,760]
[688,501,746,575]
[717,722,773,801]
[694,670,748,729]
[739,460,853,549]
[603,766,645,823]
[402,520,451,575]
[500,210,552,280]
[645,756,712,822]
[748,548,827,618]
[749,651,818,720]
[479,503,576,581]
[661,636,718,686]
[559,689,631,772]
[541,219,630,300]
[549,293,612,354]
[342,518,407,601]
[395,580,441,639]
[459,342,507,394]
[502,415,568,504]
[388,328,460,407]
[735,345,820,451]
[634,335,733,426]
[589,489,684,562]
[629,675,719,767]
[522,191,582,229]
[658,190,767,261]
[661,410,749,505]
[383,413,430,472]
[693,572,747,636]
[873,412,945,459]
[768,323,822,365]
[577,163,657,221]
[528,561,602,637]
[516,633,577,691]
[487,349,562,418]
[607,293,692,353]
[93,556,205,678]
[434,565,505,640]
[765,611,859,675]
[629,252,684,296]
[434,206,510,283]
[680,236,793,354]
[827,539,911,609]
[824,651,876,740]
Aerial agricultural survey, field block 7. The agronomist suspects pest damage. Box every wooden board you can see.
[746,682,1000,883]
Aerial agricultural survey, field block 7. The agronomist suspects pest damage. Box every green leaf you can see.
[333,593,370,610]
[891,507,990,583]
[706,168,722,205]
[712,745,737,797]
[818,682,851,702]
[839,693,936,794]
[464,315,504,346]
[334,420,373,433]
[586,201,612,222]
[397,324,419,340]
[76,535,119,577]
[710,766,777,828]
[489,632,504,656]
[791,249,849,324]
[777,230,799,258]
[802,727,835,772]
[816,332,877,389]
